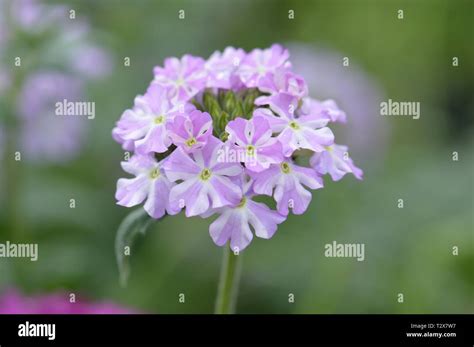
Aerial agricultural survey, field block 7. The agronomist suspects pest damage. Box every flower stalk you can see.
[214,245,242,314]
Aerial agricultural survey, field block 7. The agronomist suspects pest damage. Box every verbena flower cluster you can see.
[113,44,363,252]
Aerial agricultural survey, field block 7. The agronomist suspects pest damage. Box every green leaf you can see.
[115,208,153,287]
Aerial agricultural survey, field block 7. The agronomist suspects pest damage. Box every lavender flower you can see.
[114,83,193,154]
[116,154,179,219]
[163,136,243,217]
[299,97,347,124]
[113,44,363,251]
[250,159,323,216]
[153,55,207,103]
[237,44,290,88]
[0,0,113,163]
[208,176,285,251]
[225,116,283,172]
[17,71,86,163]
[205,47,245,90]
[310,144,363,181]
[255,93,335,156]
[167,109,213,153]
[257,66,308,99]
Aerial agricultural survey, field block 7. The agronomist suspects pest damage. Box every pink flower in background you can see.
[9,0,67,33]
[69,44,113,79]
[0,0,113,163]
[113,44,363,250]
[0,289,137,314]
[17,71,86,163]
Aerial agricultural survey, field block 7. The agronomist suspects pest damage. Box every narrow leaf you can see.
[115,208,153,287]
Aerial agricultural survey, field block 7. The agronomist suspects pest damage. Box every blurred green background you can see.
[0,0,472,313]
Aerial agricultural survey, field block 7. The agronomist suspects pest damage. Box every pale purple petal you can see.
[299,97,347,123]
[164,137,242,217]
[238,44,290,88]
[257,67,307,98]
[247,199,285,239]
[251,160,323,215]
[163,147,202,181]
[116,176,149,207]
[206,47,246,89]
[153,54,207,103]
[168,110,212,152]
[310,144,364,181]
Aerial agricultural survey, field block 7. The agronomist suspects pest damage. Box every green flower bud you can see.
[218,111,229,134]
[219,131,229,142]
[223,90,237,113]
[203,90,221,116]
[230,100,244,119]
[191,99,204,111]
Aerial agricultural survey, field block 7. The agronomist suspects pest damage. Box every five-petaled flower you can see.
[153,54,207,103]
[225,116,283,172]
[163,136,243,217]
[116,154,179,219]
[207,175,286,252]
[255,93,335,156]
[167,109,213,153]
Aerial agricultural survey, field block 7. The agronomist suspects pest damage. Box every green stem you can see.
[214,245,242,314]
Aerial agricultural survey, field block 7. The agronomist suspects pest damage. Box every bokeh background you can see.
[0,0,472,313]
